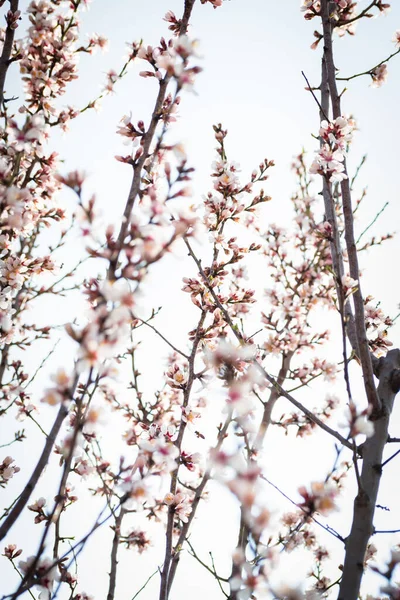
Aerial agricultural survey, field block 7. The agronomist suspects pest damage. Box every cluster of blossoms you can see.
[301,0,390,37]
[19,0,110,125]
[310,116,354,182]
[21,1,80,120]
[230,558,269,600]
[292,358,337,384]
[345,402,374,438]
[203,160,272,233]
[3,544,23,560]
[139,432,180,474]
[301,0,356,28]
[65,279,135,374]
[0,456,20,485]
[207,340,264,429]
[278,513,333,596]
[120,529,151,553]
[164,491,192,522]
[358,28,399,88]
[41,368,71,406]
[371,64,388,88]
[364,296,394,356]
[109,386,200,517]
[18,555,58,599]
[0,114,61,339]
[276,394,339,438]
[201,124,273,230]
[211,451,338,597]
[28,497,47,523]
[89,150,199,275]
[211,449,270,544]
[341,273,358,301]
[298,480,339,516]
[138,34,201,91]
[0,0,116,354]
[261,194,334,361]
[2,1,398,598]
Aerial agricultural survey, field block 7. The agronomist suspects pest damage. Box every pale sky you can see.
[2,1,400,599]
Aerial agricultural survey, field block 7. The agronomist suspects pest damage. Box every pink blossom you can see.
[341,274,358,299]
[164,492,192,522]
[0,456,20,483]
[371,64,388,87]
[298,481,339,516]
[230,562,268,600]
[139,437,179,472]
[200,0,223,7]
[19,556,58,595]
[310,144,347,182]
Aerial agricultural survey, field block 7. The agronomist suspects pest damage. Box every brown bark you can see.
[0,0,19,106]
[339,349,400,599]
[0,404,68,541]
[321,0,380,414]
[318,3,400,598]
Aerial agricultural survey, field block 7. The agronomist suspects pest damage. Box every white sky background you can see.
[2,1,400,599]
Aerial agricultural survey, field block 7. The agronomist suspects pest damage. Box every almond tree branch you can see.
[338,349,400,600]
[10,373,95,600]
[107,0,196,280]
[336,0,379,27]
[107,507,127,600]
[318,7,400,598]
[184,237,354,452]
[0,0,19,106]
[160,308,206,600]
[165,410,233,597]
[0,402,69,541]
[337,48,400,81]
[253,351,293,451]
[320,57,359,354]
[26,500,119,600]
[321,0,380,414]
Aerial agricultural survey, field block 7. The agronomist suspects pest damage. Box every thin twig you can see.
[186,538,229,593]
[302,71,330,122]
[381,448,400,468]
[374,529,400,535]
[131,570,158,600]
[335,0,378,27]
[261,474,345,542]
[356,202,389,245]
[337,48,400,82]
[137,317,189,359]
